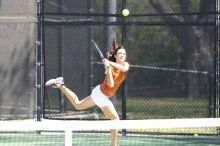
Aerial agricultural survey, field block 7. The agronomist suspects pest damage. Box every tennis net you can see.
[0,118,219,146]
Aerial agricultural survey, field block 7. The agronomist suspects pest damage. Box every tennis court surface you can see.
[0,118,219,146]
[1,134,219,146]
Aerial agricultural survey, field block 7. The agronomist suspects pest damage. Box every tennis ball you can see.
[122,9,129,17]
[194,133,199,137]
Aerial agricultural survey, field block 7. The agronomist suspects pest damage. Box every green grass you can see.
[118,97,209,119]
[117,97,219,135]
[44,96,210,121]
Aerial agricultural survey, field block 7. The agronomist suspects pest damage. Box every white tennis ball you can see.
[194,133,199,137]
[122,9,129,17]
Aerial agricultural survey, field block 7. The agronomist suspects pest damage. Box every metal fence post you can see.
[36,0,44,121]
[121,0,127,136]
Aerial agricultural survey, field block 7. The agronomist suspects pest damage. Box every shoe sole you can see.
[45,79,56,86]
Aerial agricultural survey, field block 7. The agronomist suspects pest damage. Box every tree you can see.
[148,0,215,98]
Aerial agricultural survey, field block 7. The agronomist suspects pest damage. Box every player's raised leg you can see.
[45,77,96,110]
[58,85,95,110]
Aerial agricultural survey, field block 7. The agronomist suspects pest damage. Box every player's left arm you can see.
[109,61,129,72]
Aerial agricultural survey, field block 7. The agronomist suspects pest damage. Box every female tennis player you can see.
[45,42,129,146]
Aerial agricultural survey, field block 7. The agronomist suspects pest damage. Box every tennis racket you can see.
[91,40,105,59]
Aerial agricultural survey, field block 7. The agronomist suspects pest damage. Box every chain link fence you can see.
[43,0,217,120]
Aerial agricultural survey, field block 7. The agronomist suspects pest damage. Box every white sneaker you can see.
[45,77,64,88]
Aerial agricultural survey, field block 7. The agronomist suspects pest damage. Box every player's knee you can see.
[74,104,83,110]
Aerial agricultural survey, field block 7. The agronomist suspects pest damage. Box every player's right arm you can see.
[102,59,114,88]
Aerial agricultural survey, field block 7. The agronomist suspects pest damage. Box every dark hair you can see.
[107,40,125,62]
[107,46,125,62]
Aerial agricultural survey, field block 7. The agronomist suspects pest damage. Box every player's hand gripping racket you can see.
[91,40,110,73]
[91,40,105,59]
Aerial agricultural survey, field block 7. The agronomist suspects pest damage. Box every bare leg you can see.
[57,84,95,110]
[100,105,120,146]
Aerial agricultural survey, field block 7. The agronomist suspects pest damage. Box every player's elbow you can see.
[122,64,129,72]
[122,67,129,72]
